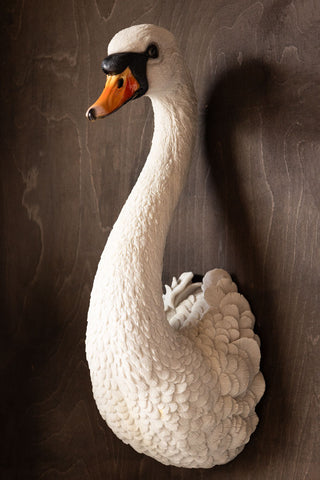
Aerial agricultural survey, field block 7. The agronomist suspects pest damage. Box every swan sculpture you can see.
[85,24,265,468]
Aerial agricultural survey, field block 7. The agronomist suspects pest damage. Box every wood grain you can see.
[1,1,319,479]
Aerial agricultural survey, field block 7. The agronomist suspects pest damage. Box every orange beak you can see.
[86,67,140,120]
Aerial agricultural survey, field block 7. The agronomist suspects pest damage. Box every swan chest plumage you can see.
[85,24,265,468]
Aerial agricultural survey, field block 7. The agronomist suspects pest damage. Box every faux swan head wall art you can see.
[85,24,265,468]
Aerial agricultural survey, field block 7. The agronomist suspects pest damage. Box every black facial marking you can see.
[101,43,159,100]
[101,52,143,75]
[101,52,149,98]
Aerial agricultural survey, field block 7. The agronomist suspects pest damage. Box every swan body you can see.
[86,24,265,468]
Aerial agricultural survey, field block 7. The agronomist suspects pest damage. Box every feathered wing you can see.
[163,272,207,329]
[164,269,265,464]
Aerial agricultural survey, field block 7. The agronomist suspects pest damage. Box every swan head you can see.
[86,24,190,120]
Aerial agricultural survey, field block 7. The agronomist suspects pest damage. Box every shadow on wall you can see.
[204,60,272,288]
[204,60,287,466]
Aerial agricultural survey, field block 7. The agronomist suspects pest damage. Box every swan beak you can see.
[86,67,140,120]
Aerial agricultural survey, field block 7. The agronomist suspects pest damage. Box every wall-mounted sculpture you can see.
[85,24,265,468]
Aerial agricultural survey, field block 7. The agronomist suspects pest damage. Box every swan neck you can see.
[145,89,197,218]
[87,82,198,384]
[90,85,197,336]
[111,86,197,259]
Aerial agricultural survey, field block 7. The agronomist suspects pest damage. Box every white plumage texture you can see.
[86,24,265,468]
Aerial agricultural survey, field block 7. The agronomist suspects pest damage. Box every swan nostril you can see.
[87,108,96,121]
[117,78,124,89]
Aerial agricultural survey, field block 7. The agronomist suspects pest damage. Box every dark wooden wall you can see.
[1,1,319,479]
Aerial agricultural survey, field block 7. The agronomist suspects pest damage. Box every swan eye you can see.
[117,78,124,88]
[146,44,159,59]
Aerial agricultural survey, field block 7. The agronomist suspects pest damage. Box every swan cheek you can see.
[86,66,140,120]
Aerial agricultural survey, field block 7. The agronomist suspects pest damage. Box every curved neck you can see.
[108,87,197,267]
[92,84,197,337]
